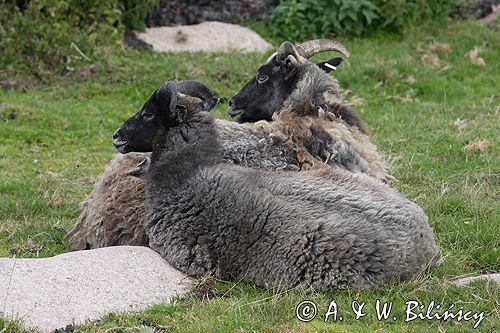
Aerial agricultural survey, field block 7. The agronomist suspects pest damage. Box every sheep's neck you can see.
[148,123,223,189]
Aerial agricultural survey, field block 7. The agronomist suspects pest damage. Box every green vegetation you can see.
[270,0,459,39]
[120,0,160,31]
[0,0,159,77]
[0,0,469,78]
[0,20,499,332]
[0,0,122,76]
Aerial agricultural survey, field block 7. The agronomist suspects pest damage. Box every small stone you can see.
[451,273,500,287]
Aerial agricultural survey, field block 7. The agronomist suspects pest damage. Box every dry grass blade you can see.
[464,139,491,153]
[466,47,487,66]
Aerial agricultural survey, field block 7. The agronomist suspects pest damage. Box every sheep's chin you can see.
[231,114,244,123]
[115,146,129,154]
[113,140,131,154]
[227,107,244,123]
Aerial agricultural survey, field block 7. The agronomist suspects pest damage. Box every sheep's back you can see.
[145,163,439,291]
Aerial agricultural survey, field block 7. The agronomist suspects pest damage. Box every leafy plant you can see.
[270,0,459,40]
[375,0,456,32]
[271,0,380,40]
[119,0,160,31]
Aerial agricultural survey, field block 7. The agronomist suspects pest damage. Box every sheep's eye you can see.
[142,112,155,120]
[257,75,268,84]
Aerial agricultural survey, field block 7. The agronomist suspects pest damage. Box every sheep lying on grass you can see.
[66,40,392,249]
[65,152,149,249]
[229,39,392,182]
[117,80,439,291]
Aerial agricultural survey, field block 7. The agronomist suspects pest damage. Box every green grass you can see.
[1,20,499,332]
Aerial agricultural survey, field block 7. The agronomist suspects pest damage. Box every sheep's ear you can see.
[170,105,187,124]
[282,57,299,81]
[317,57,344,73]
[197,97,220,112]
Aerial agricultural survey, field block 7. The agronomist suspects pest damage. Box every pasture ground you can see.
[0,21,498,332]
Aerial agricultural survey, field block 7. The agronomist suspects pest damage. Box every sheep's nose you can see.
[228,98,234,107]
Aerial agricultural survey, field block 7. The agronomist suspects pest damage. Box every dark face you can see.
[112,91,168,153]
[228,57,298,123]
[112,86,219,154]
[227,57,344,123]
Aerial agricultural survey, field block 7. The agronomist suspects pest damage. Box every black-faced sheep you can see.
[120,80,439,291]
[229,39,391,182]
[228,40,356,126]
[66,81,298,249]
[66,40,391,249]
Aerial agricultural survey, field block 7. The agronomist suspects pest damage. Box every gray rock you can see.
[135,21,273,53]
[451,273,500,287]
[0,246,191,332]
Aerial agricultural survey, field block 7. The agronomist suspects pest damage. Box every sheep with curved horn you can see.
[66,39,392,249]
[114,80,439,291]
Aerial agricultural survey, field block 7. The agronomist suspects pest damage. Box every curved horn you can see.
[276,41,302,64]
[176,80,216,101]
[297,39,351,59]
[156,81,178,112]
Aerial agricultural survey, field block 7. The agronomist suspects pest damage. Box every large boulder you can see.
[134,21,273,53]
[0,246,191,332]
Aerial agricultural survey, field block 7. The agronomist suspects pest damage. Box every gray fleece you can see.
[67,69,391,250]
[146,111,439,291]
